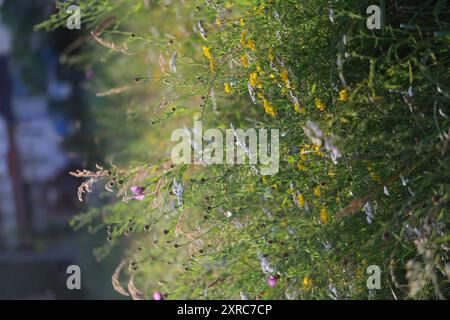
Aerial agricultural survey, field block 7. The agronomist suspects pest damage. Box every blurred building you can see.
[0,10,81,299]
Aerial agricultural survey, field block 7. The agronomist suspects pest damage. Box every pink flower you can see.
[267,276,277,288]
[85,69,94,80]
[131,186,145,201]
[153,291,163,300]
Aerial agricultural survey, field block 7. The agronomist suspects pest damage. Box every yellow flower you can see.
[297,194,305,206]
[263,99,277,117]
[368,165,381,182]
[314,186,322,197]
[294,103,306,114]
[202,46,213,60]
[202,46,214,72]
[268,48,275,62]
[327,170,335,177]
[297,162,307,171]
[256,64,264,75]
[225,2,234,9]
[339,89,348,102]
[224,82,231,93]
[240,18,245,27]
[280,68,291,88]
[254,4,265,15]
[320,206,329,224]
[241,54,250,68]
[303,276,313,290]
[369,171,381,182]
[246,39,256,51]
[240,30,247,45]
[315,98,326,111]
[249,72,258,87]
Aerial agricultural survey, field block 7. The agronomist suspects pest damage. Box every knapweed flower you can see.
[85,69,94,80]
[267,276,277,288]
[320,206,329,224]
[315,98,326,111]
[153,291,163,300]
[131,186,145,201]
[339,89,348,102]
[303,276,313,290]
[314,186,322,198]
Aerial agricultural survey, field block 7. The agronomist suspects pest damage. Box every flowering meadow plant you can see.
[38,0,450,299]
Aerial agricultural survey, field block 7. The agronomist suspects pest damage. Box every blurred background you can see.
[0,0,120,299]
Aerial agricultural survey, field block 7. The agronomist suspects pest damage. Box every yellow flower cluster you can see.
[297,193,305,206]
[202,46,214,73]
[268,48,274,62]
[280,68,291,89]
[240,30,256,51]
[249,72,258,87]
[263,99,277,117]
[315,98,326,111]
[320,206,329,224]
[339,89,348,102]
[297,145,325,171]
[314,185,322,197]
[224,82,232,93]
[241,54,250,68]
[367,164,381,182]
[294,103,306,114]
[303,276,313,290]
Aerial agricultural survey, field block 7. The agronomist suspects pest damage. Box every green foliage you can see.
[42,0,450,299]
